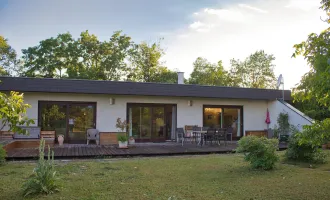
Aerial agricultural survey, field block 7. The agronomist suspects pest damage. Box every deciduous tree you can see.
[0,35,18,76]
[229,50,277,89]
[188,57,230,86]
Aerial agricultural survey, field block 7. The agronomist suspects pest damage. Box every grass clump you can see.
[22,139,59,197]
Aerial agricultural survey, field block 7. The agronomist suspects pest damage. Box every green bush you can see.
[236,136,279,170]
[285,133,326,164]
[0,145,6,165]
[22,139,59,197]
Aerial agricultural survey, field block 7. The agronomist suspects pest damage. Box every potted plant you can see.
[115,118,129,148]
[117,134,128,148]
[57,134,64,146]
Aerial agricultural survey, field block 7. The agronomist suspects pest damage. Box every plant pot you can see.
[118,141,128,148]
[57,135,64,146]
[322,144,327,150]
[129,137,135,145]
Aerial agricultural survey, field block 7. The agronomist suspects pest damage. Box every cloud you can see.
[285,0,320,11]
[238,4,268,14]
[163,0,327,89]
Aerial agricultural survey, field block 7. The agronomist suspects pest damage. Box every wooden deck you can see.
[5,143,238,159]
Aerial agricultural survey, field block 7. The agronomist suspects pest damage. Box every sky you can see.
[0,0,328,89]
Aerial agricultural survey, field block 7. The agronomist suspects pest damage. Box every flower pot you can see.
[118,141,128,148]
[129,137,135,145]
[322,144,327,150]
[57,135,64,146]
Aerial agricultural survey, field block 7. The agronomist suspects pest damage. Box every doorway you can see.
[38,101,96,144]
[127,103,177,142]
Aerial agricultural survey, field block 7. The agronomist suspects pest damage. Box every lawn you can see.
[1,153,330,200]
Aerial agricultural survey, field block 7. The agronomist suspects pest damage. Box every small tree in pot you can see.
[115,118,129,148]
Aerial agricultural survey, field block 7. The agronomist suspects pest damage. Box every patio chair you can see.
[216,128,227,146]
[192,126,201,144]
[204,128,216,145]
[176,128,190,146]
[87,129,99,145]
[226,127,233,142]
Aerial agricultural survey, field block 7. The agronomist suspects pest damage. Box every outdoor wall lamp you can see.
[109,98,115,105]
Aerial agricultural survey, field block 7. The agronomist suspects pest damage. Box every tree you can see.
[229,50,277,89]
[0,35,18,76]
[20,30,132,80]
[0,91,34,134]
[292,0,330,110]
[128,41,178,83]
[188,57,230,86]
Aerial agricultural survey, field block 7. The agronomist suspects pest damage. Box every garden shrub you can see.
[236,136,279,170]
[285,133,326,164]
[285,119,330,164]
[0,145,6,165]
[22,139,59,197]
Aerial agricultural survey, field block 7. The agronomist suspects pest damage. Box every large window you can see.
[127,104,176,142]
[203,105,243,139]
[38,101,96,143]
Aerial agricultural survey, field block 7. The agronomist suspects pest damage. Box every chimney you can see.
[177,72,184,84]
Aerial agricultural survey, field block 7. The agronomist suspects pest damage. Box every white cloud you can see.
[163,0,327,89]
[285,0,320,11]
[189,21,204,29]
[238,4,268,14]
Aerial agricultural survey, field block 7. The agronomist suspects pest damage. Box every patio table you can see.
[192,129,229,146]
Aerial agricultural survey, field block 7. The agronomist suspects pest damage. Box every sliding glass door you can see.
[203,105,243,140]
[128,104,176,142]
[39,101,96,144]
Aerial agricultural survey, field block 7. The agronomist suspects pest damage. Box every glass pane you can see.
[203,107,222,128]
[223,108,241,137]
[40,103,67,138]
[140,107,151,139]
[131,107,141,139]
[68,104,94,142]
[152,107,165,139]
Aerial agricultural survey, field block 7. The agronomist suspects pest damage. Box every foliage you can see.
[286,132,326,164]
[0,35,18,76]
[236,136,279,170]
[188,57,230,86]
[229,50,277,89]
[277,112,290,135]
[128,41,178,83]
[0,145,6,165]
[21,30,132,80]
[0,91,35,134]
[115,118,129,132]
[285,119,330,163]
[292,1,330,109]
[117,134,128,142]
[22,139,59,197]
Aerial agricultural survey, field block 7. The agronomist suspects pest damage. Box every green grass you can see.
[1,153,330,200]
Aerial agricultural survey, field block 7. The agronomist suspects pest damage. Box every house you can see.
[0,74,312,144]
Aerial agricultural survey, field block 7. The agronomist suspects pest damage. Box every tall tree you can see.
[21,33,77,78]
[0,35,18,76]
[128,41,177,83]
[292,0,330,117]
[20,30,132,80]
[188,57,230,86]
[229,50,277,89]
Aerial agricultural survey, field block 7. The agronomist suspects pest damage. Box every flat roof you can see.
[0,76,291,100]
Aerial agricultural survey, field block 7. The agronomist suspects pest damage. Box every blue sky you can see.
[0,0,328,89]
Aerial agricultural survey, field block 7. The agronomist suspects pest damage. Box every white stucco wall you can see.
[268,100,313,131]
[12,92,271,134]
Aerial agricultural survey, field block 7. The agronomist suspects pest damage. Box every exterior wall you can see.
[268,100,313,131]
[5,92,270,135]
